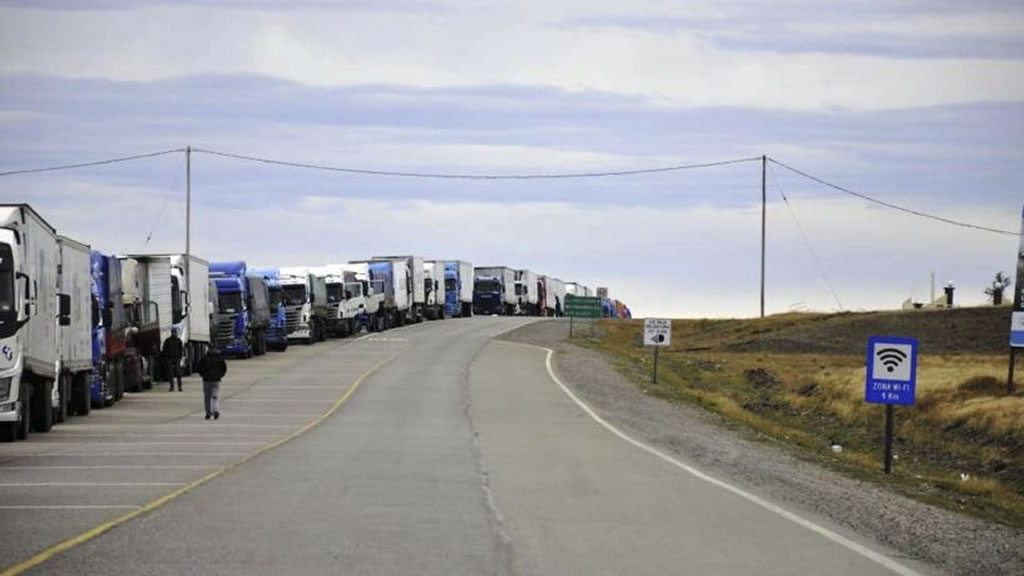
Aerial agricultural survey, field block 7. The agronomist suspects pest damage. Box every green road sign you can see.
[565,294,603,318]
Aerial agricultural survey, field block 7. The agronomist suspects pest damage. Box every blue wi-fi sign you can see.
[865,336,919,405]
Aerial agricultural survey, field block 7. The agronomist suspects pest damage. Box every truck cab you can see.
[474,266,516,316]
[251,267,288,351]
[279,268,327,344]
[209,261,270,358]
[313,265,368,338]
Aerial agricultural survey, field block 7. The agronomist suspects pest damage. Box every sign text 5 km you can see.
[865,336,918,405]
[644,318,672,347]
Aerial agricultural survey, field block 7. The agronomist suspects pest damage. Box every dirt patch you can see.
[500,319,1024,576]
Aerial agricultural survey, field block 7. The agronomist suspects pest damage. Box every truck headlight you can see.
[0,377,10,402]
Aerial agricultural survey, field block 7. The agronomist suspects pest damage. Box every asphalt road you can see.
[3,317,928,575]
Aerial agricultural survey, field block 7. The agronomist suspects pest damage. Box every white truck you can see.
[0,204,70,441]
[279,267,329,344]
[357,258,413,328]
[122,254,211,376]
[540,275,567,317]
[373,255,424,323]
[312,264,369,337]
[423,260,447,320]
[342,262,388,332]
[55,235,93,423]
[514,269,540,316]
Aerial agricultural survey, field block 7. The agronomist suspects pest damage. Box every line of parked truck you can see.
[0,203,629,442]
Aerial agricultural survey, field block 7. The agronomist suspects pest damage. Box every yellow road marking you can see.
[0,355,393,576]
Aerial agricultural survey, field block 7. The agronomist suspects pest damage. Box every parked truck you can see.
[514,269,540,316]
[121,254,211,376]
[373,255,424,323]
[473,266,516,316]
[310,265,368,337]
[209,261,271,358]
[540,275,566,317]
[279,267,328,344]
[342,262,387,332]
[250,267,288,351]
[444,260,474,318]
[423,260,446,320]
[0,204,71,441]
[353,259,412,329]
[55,235,93,423]
[106,254,160,396]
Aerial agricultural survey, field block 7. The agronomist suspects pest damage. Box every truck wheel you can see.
[33,379,54,433]
[182,347,193,377]
[55,374,69,424]
[112,363,124,403]
[73,374,91,416]
[16,382,30,439]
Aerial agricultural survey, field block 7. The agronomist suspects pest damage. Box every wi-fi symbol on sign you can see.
[876,347,908,373]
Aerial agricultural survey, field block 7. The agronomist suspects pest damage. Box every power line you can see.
[767,163,845,312]
[193,147,762,180]
[0,148,186,177]
[767,157,1016,237]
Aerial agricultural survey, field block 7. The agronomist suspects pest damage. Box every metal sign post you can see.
[865,335,919,474]
[1009,204,1024,394]
[644,318,672,385]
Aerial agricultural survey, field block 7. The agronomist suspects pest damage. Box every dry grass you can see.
[577,313,1024,526]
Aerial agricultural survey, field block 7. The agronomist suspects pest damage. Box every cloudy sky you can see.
[0,0,1021,317]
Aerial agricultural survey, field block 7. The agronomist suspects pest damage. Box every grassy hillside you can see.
[573,307,1024,526]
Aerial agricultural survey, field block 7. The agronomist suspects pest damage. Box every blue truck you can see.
[209,261,271,358]
[473,266,516,316]
[250,267,288,352]
[444,260,474,318]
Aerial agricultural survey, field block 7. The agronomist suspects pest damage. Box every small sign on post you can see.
[865,335,918,474]
[1008,204,1024,393]
[644,318,672,384]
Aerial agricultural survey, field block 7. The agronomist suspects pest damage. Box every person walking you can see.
[162,328,184,392]
[197,348,227,420]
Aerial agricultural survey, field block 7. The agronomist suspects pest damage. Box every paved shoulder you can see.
[469,340,917,576]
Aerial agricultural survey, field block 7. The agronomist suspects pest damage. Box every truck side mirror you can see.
[58,293,71,317]
[345,290,352,300]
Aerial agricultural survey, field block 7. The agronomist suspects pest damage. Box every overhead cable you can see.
[193,148,762,180]
[0,148,186,177]
[767,157,1016,237]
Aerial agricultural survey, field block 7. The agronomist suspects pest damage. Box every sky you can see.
[0,0,1022,318]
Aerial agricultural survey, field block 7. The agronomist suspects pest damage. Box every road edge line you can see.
[518,342,925,576]
[0,355,394,576]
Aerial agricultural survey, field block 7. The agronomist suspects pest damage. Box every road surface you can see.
[1,317,930,575]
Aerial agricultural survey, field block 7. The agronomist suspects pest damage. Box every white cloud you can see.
[1,3,1022,110]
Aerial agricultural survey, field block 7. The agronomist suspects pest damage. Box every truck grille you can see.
[216,314,237,346]
[285,306,302,333]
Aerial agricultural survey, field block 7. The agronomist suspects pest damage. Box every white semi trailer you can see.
[423,260,446,320]
[55,235,93,423]
[0,204,70,441]
[514,269,539,316]
[373,255,425,323]
[122,254,211,375]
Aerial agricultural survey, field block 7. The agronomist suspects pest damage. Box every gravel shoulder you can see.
[500,320,1024,576]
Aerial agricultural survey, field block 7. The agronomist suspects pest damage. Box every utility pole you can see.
[185,145,191,281]
[760,154,766,319]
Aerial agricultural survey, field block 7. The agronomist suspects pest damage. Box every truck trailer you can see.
[373,255,424,323]
[473,266,516,316]
[444,260,474,318]
[55,235,93,423]
[423,260,446,320]
[209,261,271,358]
[514,269,539,316]
[540,275,567,317]
[0,204,70,441]
[354,259,412,329]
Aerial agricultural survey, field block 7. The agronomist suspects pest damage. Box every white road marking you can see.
[43,452,248,457]
[0,465,217,471]
[29,442,265,447]
[0,505,142,510]
[534,345,925,576]
[0,482,187,487]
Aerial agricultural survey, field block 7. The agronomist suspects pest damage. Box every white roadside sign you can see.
[644,318,672,347]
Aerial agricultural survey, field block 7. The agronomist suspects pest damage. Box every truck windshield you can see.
[282,285,307,307]
[219,292,243,314]
[515,284,526,296]
[445,278,456,293]
[475,280,500,293]
[344,282,362,298]
[0,243,13,315]
[326,283,344,303]
[268,286,282,309]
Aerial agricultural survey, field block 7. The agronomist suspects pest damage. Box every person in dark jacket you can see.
[196,348,227,420]
[161,328,184,392]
